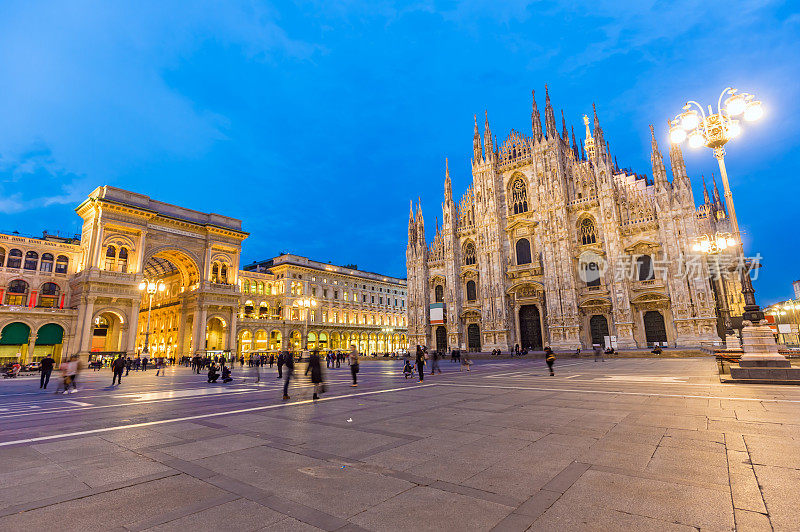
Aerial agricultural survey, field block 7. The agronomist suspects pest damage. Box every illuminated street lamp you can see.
[294,297,317,351]
[138,278,165,354]
[671,87,764,325]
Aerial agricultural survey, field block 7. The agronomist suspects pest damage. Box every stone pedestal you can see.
[729,322,800,382]
[724,333,739,351]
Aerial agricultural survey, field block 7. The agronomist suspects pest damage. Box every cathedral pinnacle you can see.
[702,175,711,204]
[444,158,452,202]
[531,90,543,142]
[650,124,668,189]
[473,114,482,161]
[484,110,493,155]
[561,109,568,143]
[571,125,578,159]
[544,85,557,140]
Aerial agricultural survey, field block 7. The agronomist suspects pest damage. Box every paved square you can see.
[1,357,797,530]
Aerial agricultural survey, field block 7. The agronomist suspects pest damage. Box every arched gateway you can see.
[70,186,247,362]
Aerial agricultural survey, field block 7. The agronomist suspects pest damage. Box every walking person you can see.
[593,344,605,362]
[111,353,125,386]
[282,351,295,400]
[305,349,325,400]
[430,349,441,375]
[415,346,425,382]
[348,345,359,387]
[125,356,132,376]
[63,355,80,393]
[276,352,284,379]
[545,345,555,376]
[269,354,274,368]
[155,356,165,376]
[461,350,472,371]
[142,357,148,371]
[40,354,55,389]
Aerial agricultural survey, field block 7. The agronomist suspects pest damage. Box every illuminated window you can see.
[40,253,54,272]
[55,255,68,274]
[105,246,116,270]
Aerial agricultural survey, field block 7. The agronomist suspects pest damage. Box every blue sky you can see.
[0,1,798,303]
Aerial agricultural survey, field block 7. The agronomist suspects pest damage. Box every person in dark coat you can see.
[415,345,425,383]
[545,345,555,376]
[282,351,295,400]
[40,355,55,389]
[111,354,125,385]
[221,362,232,383]
[305,350,324,400]
[276,352,284,379]
[208,362,220,383]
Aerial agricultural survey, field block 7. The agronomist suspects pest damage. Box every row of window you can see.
[0,248,69,273]
[104,245,129,272]
[2,280,62,307]
[434,280,478,303]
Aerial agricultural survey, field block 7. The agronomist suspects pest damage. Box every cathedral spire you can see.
[444,158,452,203]
[650,124,669,190]
[484,110,493,156]
[702,175,711,205]
[580,138,586,161]
[531,90,542,142]
[561,109,568,143]
[544,85,558,140]
[408,200,416,246]
[571,125,578,159]
[712,172,725,213]
[592,103,605,157]
[668,121,688,188]
[473,114,482,161]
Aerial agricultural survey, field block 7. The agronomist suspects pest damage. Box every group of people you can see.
[36,354,80,393]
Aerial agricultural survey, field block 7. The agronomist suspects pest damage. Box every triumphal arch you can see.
[68,186,247,361]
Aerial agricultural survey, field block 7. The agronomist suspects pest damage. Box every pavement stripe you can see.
[0,383,436,447]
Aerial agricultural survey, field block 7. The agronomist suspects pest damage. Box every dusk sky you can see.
[0,1,798,303]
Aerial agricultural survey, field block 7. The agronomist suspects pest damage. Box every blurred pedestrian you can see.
[593,344,604,362]
[305,349,325,400]
[348,345,359,387]
[430,349,441,375]
[545,345,555,376]
[282,351,295,400]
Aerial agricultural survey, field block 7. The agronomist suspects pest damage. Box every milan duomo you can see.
[406,88,744,352]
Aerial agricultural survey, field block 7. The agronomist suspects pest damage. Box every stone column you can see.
[127,300,140,356]
[193,304,207,355]
[78,297,96,358]
[26,334,37,365]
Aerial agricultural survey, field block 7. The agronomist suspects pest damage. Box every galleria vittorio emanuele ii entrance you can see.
[70,186,246,361]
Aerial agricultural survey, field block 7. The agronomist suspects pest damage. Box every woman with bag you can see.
[415,345,426,383]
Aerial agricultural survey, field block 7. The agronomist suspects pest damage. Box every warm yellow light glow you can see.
[725,94,746,116]
[744,101,763,121]
[688,131,705,148]
[138,281,146,290]
[727,121,741,138]
[726,237,736,247]
[717,237,727,249]
[681,111,699,130]
[669,126,686,144]
[692,243,701,252]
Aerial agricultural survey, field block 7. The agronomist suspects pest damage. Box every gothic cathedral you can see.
[406,88,742,352]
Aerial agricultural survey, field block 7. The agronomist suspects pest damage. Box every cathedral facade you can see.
[406,88,743,352]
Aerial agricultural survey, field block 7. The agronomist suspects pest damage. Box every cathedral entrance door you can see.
[643,311,668,346]
[589,315,609,346]
[435,326,447,352]
[467,324,481,352]
[519,305,542,350]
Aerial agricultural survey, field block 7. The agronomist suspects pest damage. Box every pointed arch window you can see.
[466,280,477,301]
[24,251,38,270]
[511,178,529,215]
[515,238,532,265]
[464,242,476,266]
[435,284,444,302]
[579,218,597,245]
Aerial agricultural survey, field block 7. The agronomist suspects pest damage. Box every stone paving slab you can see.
[0,358,798,530]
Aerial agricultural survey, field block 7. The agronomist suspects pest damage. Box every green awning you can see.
[36,323,64,345]
[0,322,31,345]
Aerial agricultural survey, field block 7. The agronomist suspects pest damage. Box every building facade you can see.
[0,186,406,365]
[407,89,741,352]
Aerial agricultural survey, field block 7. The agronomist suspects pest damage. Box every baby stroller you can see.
[2,363,21,378]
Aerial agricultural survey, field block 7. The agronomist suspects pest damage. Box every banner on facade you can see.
[430,303,445,325]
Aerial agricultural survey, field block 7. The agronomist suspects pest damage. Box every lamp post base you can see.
[729,320,800,382]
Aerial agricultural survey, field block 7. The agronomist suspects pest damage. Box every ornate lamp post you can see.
[671,88,789,370]
[670,87,764,323]
[691,231,737,345]
[138,278,165,354]
[294,297,317,351]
